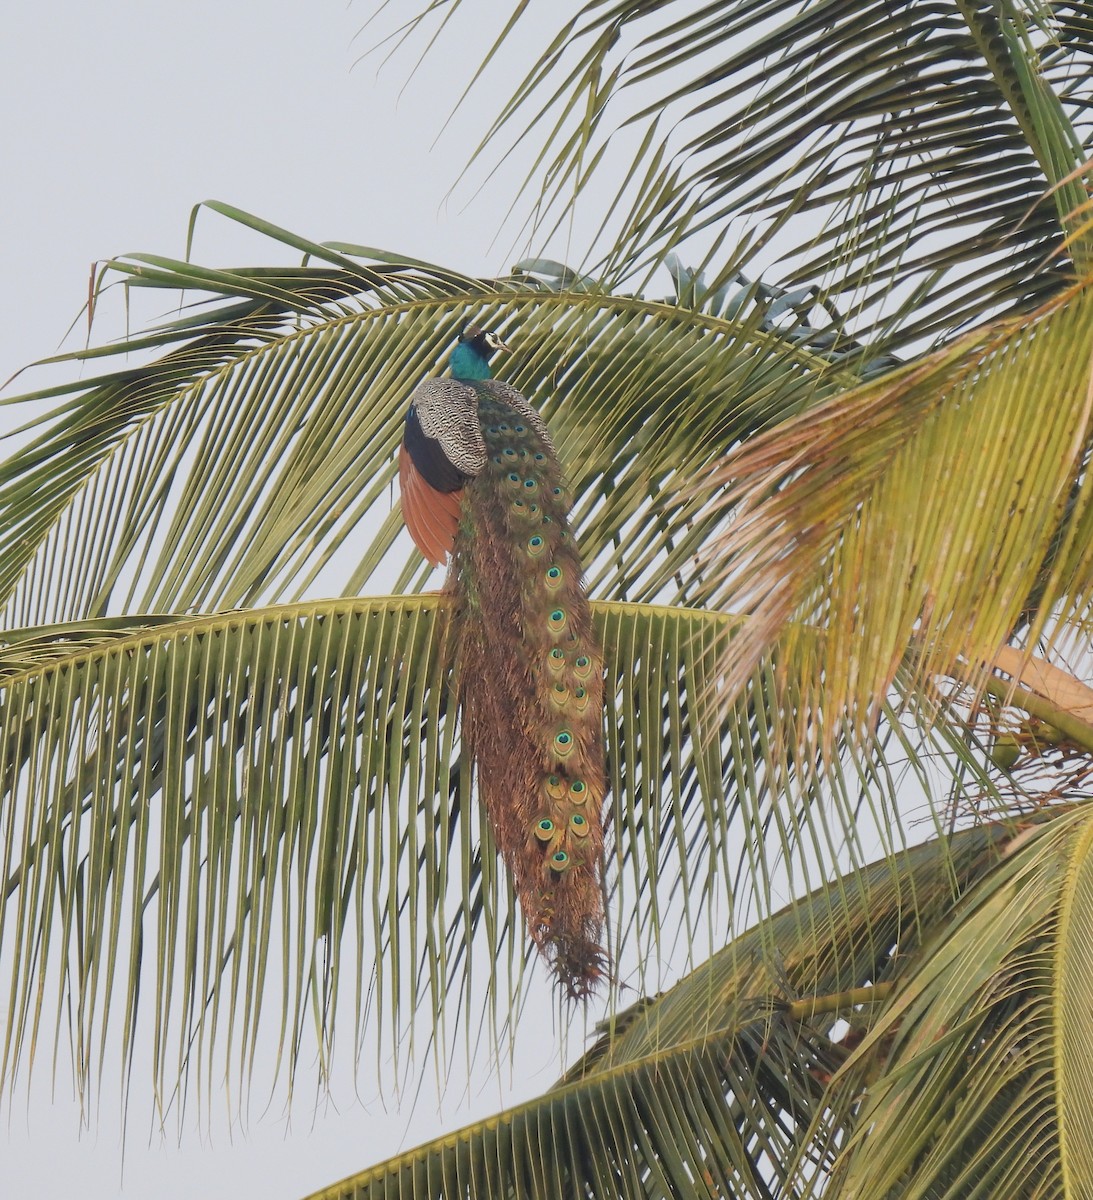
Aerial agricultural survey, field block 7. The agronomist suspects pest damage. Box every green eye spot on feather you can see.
[486,426,499,436]
[534,452,545,461]
[555,730,574,754]
[570,780,586,798]
[553,487,562,497]
[528,535,545,556]
[545,774,566,799]
[546,566,562,583]
[503,448,517,458]
[492,455,503,464]
[570,814,589,837]
[550,850,570,870]
[523,479,537,491]
[529,504,539,514]
[548,609,566,631]
[549,647,565,660]
[507,472,520,484]
[534,818,555,841]
[499,423,510,432]
[515,424,526,433]
[573,655,592,679]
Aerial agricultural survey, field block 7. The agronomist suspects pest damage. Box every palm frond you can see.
[0,209,1057,1134]
[824,804,1093,1197]
[1,596,460,1121]
[304,818,1022,1200]
[0,206,857,630]
[699,273,1093,752]
[407,1,1093,349]
[0,591,991,1121]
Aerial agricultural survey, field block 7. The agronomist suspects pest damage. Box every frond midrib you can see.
[0,597,736,688]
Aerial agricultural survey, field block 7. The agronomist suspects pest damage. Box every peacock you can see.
[398,324,607,996]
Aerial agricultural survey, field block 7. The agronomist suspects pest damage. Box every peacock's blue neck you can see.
[450,342,492,382]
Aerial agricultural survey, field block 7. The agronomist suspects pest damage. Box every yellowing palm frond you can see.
[701,274,1093,755]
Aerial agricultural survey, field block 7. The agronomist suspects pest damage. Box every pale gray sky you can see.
[2,1,582,384]
[0,3,603,1197]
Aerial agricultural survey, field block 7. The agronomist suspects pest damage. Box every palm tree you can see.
[3,3,1093,1196]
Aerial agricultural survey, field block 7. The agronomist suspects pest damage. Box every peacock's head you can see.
[451,324,510,381]
[461,324,510,357]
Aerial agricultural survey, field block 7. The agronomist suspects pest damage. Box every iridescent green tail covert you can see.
[399,327,608,996]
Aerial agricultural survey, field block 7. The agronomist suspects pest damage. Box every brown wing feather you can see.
[399,443,463,566]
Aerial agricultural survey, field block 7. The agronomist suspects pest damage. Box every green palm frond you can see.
[409,1,1093,348]
[304,818,1026,1200]
[1,596,459,1117]
[0,205,855,630]
[3,592,970,1117]
[824,804,1093,1196]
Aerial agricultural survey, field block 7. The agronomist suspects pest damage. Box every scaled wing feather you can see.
[412,378,488,478]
